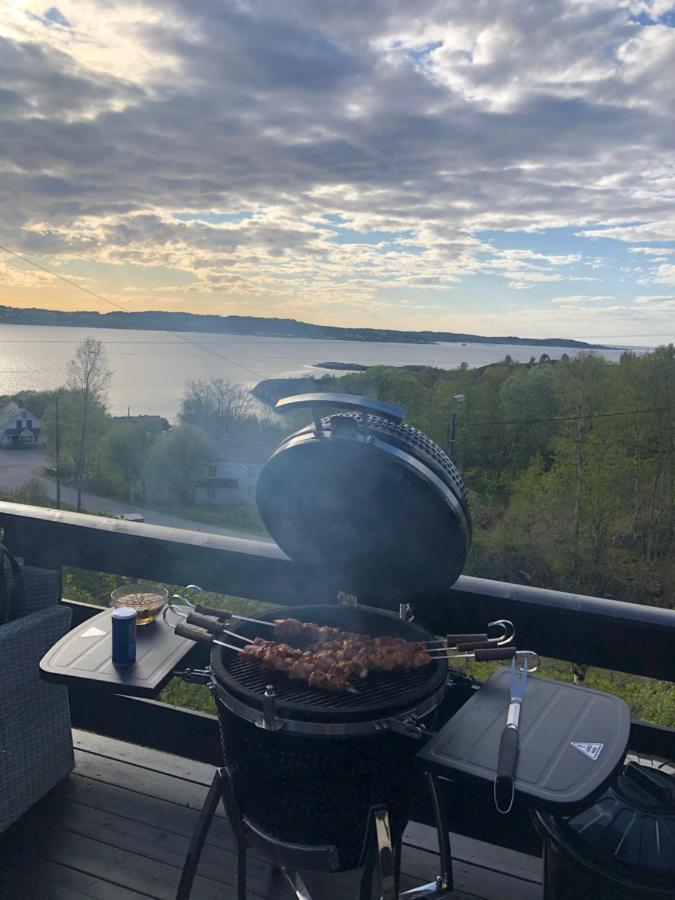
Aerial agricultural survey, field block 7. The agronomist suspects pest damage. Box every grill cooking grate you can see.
[224,652,436,710]
[212,605,450,721]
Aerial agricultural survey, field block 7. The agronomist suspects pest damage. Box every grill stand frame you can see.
[176,768,455,900]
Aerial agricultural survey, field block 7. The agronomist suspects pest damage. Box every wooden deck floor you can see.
[0,730,543,899]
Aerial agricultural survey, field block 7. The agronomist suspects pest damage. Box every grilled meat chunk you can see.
[238,627,432,693]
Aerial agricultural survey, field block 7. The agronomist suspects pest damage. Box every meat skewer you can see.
[173,625,357,692]
[241,639,354,691]
[186,608,515,652]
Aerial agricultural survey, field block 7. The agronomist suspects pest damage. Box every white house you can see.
[193,441,275,506]
[0,402,42,448]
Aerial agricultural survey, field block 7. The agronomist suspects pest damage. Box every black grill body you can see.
[217,704,418,869]
[210,395,471,871]
[211,605,448,868]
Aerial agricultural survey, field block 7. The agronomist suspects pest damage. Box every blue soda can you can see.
[112,607,137,666]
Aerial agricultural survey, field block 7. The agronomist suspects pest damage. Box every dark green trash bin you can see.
[533,755,675,899]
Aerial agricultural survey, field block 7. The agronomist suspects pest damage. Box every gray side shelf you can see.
[40,609,195,698]
[418,668,630,811]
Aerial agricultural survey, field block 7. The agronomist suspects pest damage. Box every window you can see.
[16,419,21,428]
[26,420,32,429]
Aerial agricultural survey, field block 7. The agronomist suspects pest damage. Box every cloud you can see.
[579,223,675,243]
[629,246,675,255]
[550,295,614,304]
[651,264,675,284]
[0,0,673,334]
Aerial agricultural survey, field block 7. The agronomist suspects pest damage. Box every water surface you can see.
[0,324,643,419]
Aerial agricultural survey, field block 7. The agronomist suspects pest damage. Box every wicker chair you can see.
[0,566,74,833]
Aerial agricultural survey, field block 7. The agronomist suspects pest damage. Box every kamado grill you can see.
[172,394,526,900]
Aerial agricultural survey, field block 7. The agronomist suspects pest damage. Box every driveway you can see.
[0,448,268,541]
[40,478,270,543]
[0,448,47,492]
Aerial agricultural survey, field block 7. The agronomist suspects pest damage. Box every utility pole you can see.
[448,411,458,459]
[447,394,465,461]
[55,395,61,509]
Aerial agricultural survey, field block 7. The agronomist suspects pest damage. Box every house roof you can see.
[0,402,40,430]
[112,415,170,431]
[217,440,276,464]
[0,401,20,425]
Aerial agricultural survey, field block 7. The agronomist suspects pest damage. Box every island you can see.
[0,305,607,349]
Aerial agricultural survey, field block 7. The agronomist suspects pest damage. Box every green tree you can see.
[43,389,109,487]
[143,424,216,504]
[498,364,557,472]
[66,338,112,510]
[97,421,157,501]
[179,378,252,440]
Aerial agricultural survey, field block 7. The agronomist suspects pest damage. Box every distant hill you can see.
[0,305,606,349]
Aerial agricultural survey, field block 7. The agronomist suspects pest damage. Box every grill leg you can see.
[219,766,249,900]
[359,806,398,900]
[428,772,453,892]
[398,774,455,899]
[238,840,247,900]
[176,769,224,900]
[281,868,314,900]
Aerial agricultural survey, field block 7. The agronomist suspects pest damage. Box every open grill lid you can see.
[256,394,472,606]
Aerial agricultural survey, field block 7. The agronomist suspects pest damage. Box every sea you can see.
[0,323,649,420]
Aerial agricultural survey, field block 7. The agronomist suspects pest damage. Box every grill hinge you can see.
[387,714,429,740]
[174,666,213,686]
[256,684,283,731]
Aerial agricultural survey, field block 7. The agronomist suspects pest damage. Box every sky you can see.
[1,1,675,343]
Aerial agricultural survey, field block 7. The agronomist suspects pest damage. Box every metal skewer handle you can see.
[184,611,253,642]
[444,619,515,650]
[193,603,272,627]
[428,648,539,670]
[174,622,246,653]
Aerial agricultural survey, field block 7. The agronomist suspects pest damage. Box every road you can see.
[0,448,268,542]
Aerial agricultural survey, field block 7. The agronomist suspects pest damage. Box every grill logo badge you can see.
[570,742,604,760]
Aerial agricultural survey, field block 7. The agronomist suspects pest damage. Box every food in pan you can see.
[110,583,168,625]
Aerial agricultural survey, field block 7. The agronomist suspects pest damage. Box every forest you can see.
[312,347,674,611]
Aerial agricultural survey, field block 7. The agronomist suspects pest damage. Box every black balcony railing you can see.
[1,500,674,854]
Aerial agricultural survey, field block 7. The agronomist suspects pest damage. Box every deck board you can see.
[0,730,542,899]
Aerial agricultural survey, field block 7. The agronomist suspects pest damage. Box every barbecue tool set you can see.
[167,394,632,900]
[165,602,538,696]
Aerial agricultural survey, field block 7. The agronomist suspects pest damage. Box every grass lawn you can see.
[148,502,269,535]
[463,656,675,729]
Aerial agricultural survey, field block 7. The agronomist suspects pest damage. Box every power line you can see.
[462,406,673,428]
[0,245,265,380]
